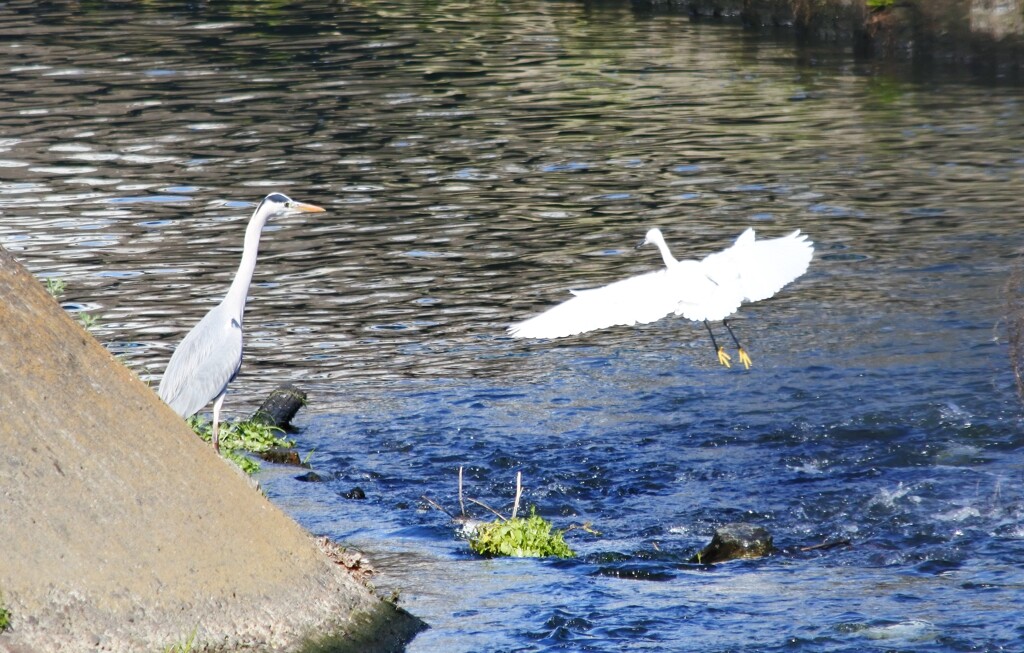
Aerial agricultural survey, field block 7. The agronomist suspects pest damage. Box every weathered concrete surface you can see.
[639,0,1024,61]
[0,245,424,652]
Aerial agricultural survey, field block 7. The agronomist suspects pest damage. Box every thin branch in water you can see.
[511,470,523,520]
[564,522,602,536]
[458,465,466,517]
[421,495,454,518]
[466,497,506,521]
[799,539,852,552]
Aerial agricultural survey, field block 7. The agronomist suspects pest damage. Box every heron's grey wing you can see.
[508,269,680,339]
[699,228,813,304]
[157,305,243,418]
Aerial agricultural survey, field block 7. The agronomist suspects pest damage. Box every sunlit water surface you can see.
[2,1,1024,650]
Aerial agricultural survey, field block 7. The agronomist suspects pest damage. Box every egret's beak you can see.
[288,201,326,213]
[635,236,649,250]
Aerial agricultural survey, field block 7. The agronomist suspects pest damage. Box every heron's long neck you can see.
[223,213,268,321]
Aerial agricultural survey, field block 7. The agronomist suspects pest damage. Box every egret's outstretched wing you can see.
[158,304,243,418]
[669,264,745,323]
[700,228,813,303]
[509,269,682,339]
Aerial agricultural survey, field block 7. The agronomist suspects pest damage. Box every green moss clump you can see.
[0,590,10,632]
[188,416,294,474]
[469,508,574,558]
[163,627,197,653]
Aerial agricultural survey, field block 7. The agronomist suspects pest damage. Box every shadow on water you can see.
[3,0,1024,651]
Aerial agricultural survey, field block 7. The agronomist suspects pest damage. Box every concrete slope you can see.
[0,245,423,652]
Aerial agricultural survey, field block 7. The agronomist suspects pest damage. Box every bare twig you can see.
[511,471,523,520]
[421,495,454,518]
[799,539,852,552]
[458,465,466,517]
[564,522,602,536]
[466,497,506,521]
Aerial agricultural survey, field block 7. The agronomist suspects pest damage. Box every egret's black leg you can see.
[704,320,732,368]
[723,319,752,369]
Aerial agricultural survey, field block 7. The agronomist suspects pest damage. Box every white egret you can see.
[157,193,325,452]
[508,227,813,369]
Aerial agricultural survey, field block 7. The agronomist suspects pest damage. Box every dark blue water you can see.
[3,0,1024,650]
[263,241,1024,651]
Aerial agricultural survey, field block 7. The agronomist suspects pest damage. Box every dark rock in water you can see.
[690,523,774,564]
[295,471,324,483]
[249,383,307,429]
[344,487,367,500]
[259,446,308,467]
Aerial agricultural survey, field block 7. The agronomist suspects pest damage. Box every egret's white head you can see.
[636,227,677,268]
[639,227,664,249]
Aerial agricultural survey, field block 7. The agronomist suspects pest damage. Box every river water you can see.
[3,1,1024,651]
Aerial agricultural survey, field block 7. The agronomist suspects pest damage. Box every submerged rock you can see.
[260,446,308,467]
[690,523,775,564]
[344,486,367,500]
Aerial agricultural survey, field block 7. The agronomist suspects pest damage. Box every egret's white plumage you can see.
[508,227,813,367]
[157,193,325,452]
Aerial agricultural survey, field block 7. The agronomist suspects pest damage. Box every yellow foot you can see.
[716,346,732,368]
[737,347,752,370]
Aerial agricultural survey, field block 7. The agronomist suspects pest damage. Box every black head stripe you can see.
[266,192,290,204]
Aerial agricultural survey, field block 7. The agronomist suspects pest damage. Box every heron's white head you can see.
[255,192,326,220]
[246,193,325,234]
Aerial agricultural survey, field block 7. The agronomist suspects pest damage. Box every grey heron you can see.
[508,227,813,368]
[157,193,325,453]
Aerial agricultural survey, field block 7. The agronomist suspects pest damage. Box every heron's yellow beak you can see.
[289,201,326,213]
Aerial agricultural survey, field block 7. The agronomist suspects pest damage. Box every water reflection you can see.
[3,1,1024,651]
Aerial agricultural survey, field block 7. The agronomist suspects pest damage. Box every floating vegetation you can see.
[469,507,574,559]
[425,469,581,559]
[188,415,294,475]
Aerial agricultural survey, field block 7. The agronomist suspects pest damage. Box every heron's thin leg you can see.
[211,391,227,454]
[723,319,752,369]
[704,320,731,368]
